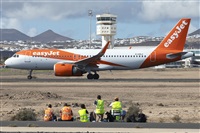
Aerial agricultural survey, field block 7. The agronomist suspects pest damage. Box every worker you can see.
[44,104,56,121]
[78,104,89,122]
[109,97,126,121]
[93,95,105,122]
[60,103,73,121]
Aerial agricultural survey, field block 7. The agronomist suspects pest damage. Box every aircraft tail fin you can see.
[157,18,190,51]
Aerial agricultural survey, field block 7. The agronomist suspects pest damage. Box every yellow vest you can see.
[96,100,105,114]
[112,101,122,110]
[78,109,89,122]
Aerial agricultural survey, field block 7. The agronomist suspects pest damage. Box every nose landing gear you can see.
[27,70,33,79]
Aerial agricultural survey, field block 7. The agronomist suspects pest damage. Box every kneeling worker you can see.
[78,104,89,122]
[60,103,73,121]
[109,97,126,121]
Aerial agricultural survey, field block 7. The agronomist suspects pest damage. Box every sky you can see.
[1,0,199,40]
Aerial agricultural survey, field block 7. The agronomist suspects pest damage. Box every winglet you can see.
[101,41,110,54]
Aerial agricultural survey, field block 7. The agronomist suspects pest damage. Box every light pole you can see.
[88,10,93,49]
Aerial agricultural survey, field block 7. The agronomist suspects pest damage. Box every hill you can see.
[32,30,72,43]
[188,29,200,36]
[0,29,73,43]
[0,29,30,41]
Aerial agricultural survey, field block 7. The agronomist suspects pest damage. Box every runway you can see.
[1,121,199,128]
[1,121,199,133]
[1,77,200,83]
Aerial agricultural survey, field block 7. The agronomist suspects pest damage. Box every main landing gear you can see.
[87,72,99,80]
[27,70,33,79]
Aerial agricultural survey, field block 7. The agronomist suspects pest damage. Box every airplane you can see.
[4,18,194,80]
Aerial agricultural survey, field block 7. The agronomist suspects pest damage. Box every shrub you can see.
[172,115,181,123]
[125,103,147,122]
[11,108,36,121]
[125,103,140,122]
[126,103,141,117]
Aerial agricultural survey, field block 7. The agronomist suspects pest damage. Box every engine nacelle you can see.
[54,63,82,76]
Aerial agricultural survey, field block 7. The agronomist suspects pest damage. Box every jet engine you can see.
[54,63,82,76]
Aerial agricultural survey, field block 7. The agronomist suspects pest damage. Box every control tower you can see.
[96,13,117,48]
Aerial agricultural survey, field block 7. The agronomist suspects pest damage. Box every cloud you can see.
[27,27,38,37]
[2,1,199,23]
[2,18,22,30]
[137,0,200,22]
[1,0,199,39]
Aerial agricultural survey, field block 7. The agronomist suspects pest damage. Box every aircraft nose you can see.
[4,58,12,68]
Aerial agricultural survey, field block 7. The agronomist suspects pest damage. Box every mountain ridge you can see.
[0,28,199,43]
[0,29,73,43]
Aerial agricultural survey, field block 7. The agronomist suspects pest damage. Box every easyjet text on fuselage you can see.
[32,51,60,56]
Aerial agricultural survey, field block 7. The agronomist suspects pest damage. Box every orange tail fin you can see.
[157,18,190,51]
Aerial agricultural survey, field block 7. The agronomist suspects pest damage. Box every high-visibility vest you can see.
[112,101,122,110]
[61,106,73,120]
[96,100,105,114]
[78,109,89,122]
[44,108,53,121]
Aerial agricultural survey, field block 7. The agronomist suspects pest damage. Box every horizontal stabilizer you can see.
[166,52,193,59]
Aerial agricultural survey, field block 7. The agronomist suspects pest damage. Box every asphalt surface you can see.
[1,121,199,129]
[1,77,200,83]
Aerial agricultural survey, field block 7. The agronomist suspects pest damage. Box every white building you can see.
[96,13,117,48]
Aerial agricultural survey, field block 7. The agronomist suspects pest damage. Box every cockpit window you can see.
[12,54,19,58]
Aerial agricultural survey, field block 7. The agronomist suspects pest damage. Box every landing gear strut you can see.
[87,72,99,80]
[27,70,33,79]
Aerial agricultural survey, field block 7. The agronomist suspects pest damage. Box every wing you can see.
[75,41,110,66]
[58,41,110,69]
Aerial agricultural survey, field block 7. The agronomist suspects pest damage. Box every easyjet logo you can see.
[32,51,60,56]
[164,20,188,48]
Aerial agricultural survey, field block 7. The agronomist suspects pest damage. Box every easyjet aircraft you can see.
[4,18,194,79]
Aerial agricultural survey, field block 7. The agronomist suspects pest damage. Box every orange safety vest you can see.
[44,108,53,121]
[61,106,73,120]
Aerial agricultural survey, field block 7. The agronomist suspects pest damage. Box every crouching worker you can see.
[78,104,89,122]
[44,104,56,121]
[109,97,126,122]
[60,103,73,121]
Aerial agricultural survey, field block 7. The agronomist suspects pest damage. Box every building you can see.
[96,13,117,48]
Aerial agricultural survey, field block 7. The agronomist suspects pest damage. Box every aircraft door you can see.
[24,51,31,63]
[150,51,156,62]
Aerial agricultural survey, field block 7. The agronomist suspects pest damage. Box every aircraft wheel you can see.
[27,75,32,79]
[93,73,99,79]
[87,73,93,79]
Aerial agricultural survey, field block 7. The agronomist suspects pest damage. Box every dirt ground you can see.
[0,68,199,123]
